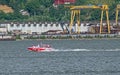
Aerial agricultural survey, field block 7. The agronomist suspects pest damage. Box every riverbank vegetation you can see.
[0,0,119,22]
[20,34,120,40]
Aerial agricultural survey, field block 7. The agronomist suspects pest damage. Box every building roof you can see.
[54,0,75,5]
[0,5,13,13]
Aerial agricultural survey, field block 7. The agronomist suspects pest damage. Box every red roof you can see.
[54,0,75,5]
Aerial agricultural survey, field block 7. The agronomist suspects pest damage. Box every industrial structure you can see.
[65,5,110,34]
[54,0,120,34]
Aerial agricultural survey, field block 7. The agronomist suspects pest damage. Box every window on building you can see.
[28,24,31,27]
[11,24,14,27]
[56,24,59,27]
[16,24,20,27]
[39,24,42,27]
[22,24,25,27]
[50,24,53,27]
[33,24,36,27]
[45,24,47,27]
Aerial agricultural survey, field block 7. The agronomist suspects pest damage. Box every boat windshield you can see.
[32,43,51,48]
[41,44,51,48]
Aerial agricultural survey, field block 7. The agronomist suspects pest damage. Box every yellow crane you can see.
[65,5,110,34]
[116,4,120,25]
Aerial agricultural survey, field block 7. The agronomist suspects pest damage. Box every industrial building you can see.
[0,22,91,35]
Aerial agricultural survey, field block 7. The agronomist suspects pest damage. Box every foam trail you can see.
[101,49,120,51]
[43,48,91,52]
[43,48,120,52]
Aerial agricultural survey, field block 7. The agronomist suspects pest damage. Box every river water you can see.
[0,39,120,75]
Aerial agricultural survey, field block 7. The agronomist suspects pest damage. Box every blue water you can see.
[0,39,120,75]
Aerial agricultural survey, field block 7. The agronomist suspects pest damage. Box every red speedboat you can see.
[28,44,52,52]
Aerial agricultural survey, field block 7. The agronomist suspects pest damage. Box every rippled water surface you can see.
[0,39,120,75]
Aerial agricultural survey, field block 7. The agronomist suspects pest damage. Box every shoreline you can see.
[17,37,120,41]
[1,34,120,41]
[20,34,120,40]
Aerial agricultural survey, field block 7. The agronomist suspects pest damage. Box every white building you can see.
[7,22,63,34]
[0,22,90,34]
[0,23,8,34]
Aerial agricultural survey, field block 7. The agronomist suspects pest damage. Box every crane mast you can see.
[116,4,120,25]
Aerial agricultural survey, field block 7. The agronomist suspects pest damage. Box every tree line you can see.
[0,0,119,22]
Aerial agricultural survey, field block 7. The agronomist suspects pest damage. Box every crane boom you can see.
[70,5,100,9]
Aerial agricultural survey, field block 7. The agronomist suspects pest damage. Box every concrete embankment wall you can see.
[0,35,12,38]
[0,35,15,40]
[20,34,120,40]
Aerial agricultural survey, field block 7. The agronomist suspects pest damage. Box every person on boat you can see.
[46,44,51,48]
[37,44,40,47]
[32,45,36,49]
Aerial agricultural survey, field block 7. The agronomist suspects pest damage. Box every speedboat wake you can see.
[42,48,120,52]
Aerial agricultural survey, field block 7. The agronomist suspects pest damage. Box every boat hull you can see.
[28,47,52,52]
